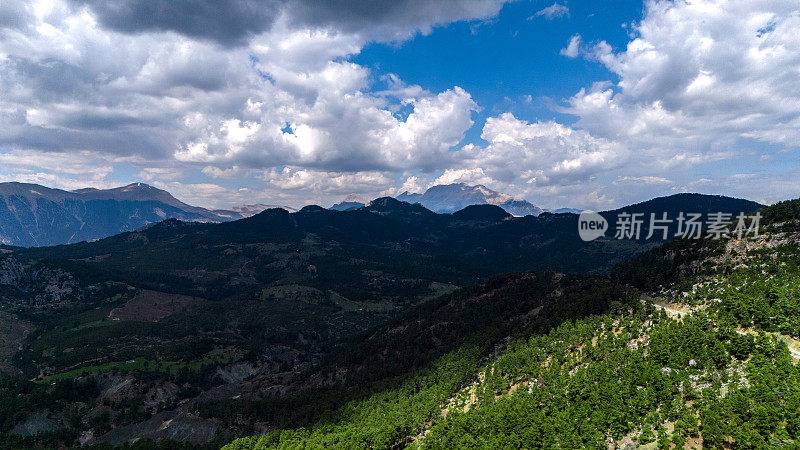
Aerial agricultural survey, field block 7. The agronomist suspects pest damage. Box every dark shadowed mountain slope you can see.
[451,204,512,222]
[604,192,762,218]
[14,193,763,300]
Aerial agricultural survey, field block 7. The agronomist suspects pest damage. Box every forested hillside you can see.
[225,198,800,449]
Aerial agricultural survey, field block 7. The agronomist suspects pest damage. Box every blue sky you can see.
[355,0,644,132]
[0,0,798,209]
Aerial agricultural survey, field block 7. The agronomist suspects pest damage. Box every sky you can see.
[0,0,798,210]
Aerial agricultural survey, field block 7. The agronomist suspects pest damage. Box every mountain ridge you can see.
[0,182,245,247]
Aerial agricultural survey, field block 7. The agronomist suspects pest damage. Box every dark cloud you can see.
[289,0,507,39]
[72,0,282,46]
[0,124,174,157]
[72,0,507,46]
[1,57,93,102]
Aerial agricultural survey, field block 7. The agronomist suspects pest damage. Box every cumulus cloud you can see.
[175,84,478,172]
[566,0,800,154]
[261,167,396,205]
[431,168,494,187]
[463,113,628,187]
[379,114,632,210]
[0,0,481,182]
[398,175,425,194]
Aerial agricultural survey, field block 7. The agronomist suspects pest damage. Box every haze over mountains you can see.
[0,180,763,248]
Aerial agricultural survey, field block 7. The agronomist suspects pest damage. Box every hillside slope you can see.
[224,198,800,449]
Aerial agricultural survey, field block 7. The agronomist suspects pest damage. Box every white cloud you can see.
[613,176,672,185]
[263,167,393,195]
[2,0,799,211]
[567,0,800,155]
[398,175,425,194]
[139,167,184,182]
[0,149,116,190]
[0,0,483,177]
[151,181,236,208]
[533,3,569,20]
[175,83,478,172]
[560,34,581,58]
[431,168,493,187]
[463,113,628,187]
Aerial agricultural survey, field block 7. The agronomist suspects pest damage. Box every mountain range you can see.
[332,183,572,216]
[0,182,302,247]
[0,182,241,247]
[1,181,556,247]
[396,183,544,216]
[227,197,800,449]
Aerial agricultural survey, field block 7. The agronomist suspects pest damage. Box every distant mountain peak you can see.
[396,183,542,217]
[229,204,298,217]
[366,197,409,209]
[121,182,156,191]
[330,195,368,211]
[343,194,367,203]
[299,205,327,213]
